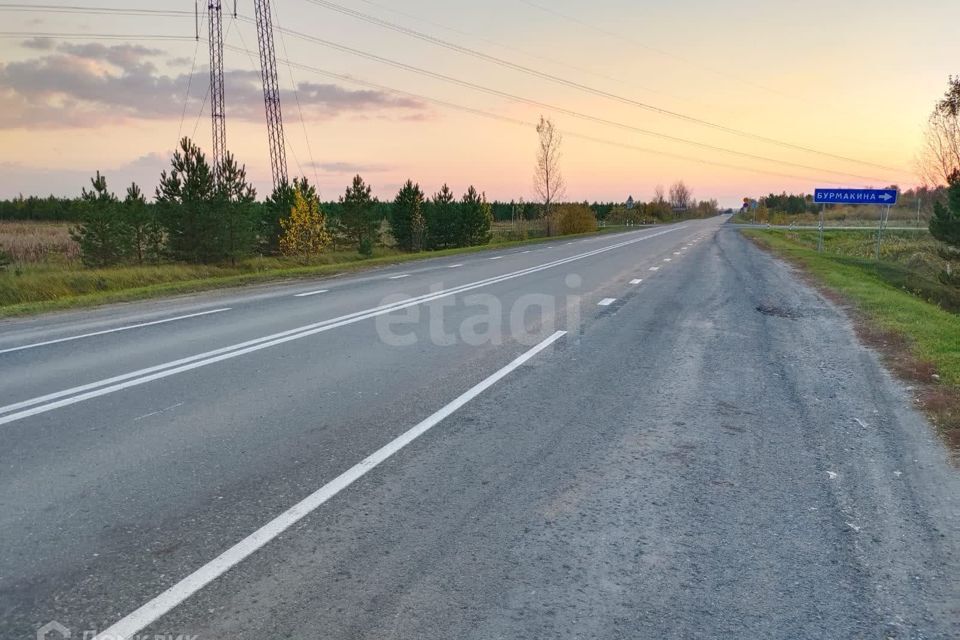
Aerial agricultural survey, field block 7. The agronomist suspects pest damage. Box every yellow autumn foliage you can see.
[279,189,331,257]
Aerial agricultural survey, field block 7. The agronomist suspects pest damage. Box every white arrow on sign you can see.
[879,193,893,202]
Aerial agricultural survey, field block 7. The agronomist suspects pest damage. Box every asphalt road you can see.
[2,218,958,639]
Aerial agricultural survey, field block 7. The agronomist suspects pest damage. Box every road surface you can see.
[2,219,958,639]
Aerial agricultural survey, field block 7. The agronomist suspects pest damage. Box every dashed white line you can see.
[90,330,568,640]
[521,250,531,254]
[489,256,504,260]
[389,274,410,279]
[294,289,328,298]
[663,258,672,262]
[630,279,643,284]
[649,266,660,271]
[597,298,617,306]
[0,226,684,426]
[0,308,232,355]
[447,264,463,269]
[673,252,682,255]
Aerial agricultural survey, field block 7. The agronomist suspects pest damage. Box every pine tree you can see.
[155,138,218,263]
[339,174,379,255]
[70,171,131,267]
[930,170,960,285]
[390,180,425,251]
[123,183,150,265]
[459,186,493,247]
[216,152,257,265]
[279,183,331,258]
[425,184,457,249]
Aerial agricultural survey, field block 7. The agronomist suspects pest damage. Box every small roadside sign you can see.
[814,188,898,205]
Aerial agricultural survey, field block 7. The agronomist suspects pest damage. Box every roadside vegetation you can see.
[0,116,719,314]
[743,170,960,443]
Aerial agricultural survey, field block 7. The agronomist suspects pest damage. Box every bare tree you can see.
[918,76,960,187]
[534,116,565,218]
[653,185,666,206]
[668,181,692,212]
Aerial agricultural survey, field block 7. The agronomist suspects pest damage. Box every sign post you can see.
[813,188,899,256]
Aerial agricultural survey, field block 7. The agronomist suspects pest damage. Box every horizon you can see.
[1,0,957,208]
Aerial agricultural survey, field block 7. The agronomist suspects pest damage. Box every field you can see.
[0,220,79,264]
[732,204,929,227]
[745,229,960,443]
[0,220,631,315]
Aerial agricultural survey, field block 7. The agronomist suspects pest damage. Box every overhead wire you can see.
[0,23,899,187]
[229,16,897,185]
[299,0,909,177]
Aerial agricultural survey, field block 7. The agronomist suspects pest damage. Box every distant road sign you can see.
[814,188,898,205]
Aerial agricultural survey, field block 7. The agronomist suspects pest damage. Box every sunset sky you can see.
[1,0,957,206]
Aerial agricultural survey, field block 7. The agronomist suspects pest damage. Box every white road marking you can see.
[0,227,683,426]
[388,274,410,280]
[673,252,682,255]
[489,256,504,260]
[663,258,672,262]
[826,471,838,479]
[521,250,531,254]
[133,402,184,422]
[447,264,463,268]
[294,290,328,298]
[649,266,660,271]
[630,279,643,284]
[91,330,568,640]
[854,417,868,428]
[597,298,617,306]
[0,308,231,355]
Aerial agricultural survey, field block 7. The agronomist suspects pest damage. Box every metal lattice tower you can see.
[254,0,288,188]
[207,1,227,176]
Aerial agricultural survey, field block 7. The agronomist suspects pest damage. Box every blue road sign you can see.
[814,188,898,205]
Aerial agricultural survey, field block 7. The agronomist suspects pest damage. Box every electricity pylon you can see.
[207,0,226,175]
[254,0,288,188]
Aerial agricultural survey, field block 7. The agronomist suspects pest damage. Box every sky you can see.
[0,0,957,207]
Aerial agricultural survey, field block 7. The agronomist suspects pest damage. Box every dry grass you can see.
[0,221,79,264]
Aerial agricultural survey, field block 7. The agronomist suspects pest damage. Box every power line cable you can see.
[0,4,193,17]
[300,0,909,176]
[0,26,895,187]
[218,41,878,187]
[230,17,898,185]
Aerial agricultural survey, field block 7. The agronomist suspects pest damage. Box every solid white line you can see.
[597,298,616,306]
[388,274,410,280]
[0,309,232,355]
[293,290,328,298]
[91,330,567,640]
[630,279,643,284]
[0,227,683,425]
[649,266,660,271]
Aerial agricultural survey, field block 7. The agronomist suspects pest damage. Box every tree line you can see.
[61,137,495,267]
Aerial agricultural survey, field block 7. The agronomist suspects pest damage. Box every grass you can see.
[745,229,960,443]
[0,223,634,317]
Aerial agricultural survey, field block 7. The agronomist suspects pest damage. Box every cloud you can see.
[0,152,172,200]
[307,161,392,174]
[0,41,430,129]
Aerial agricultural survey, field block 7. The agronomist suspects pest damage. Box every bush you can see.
[556,204,598,235]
